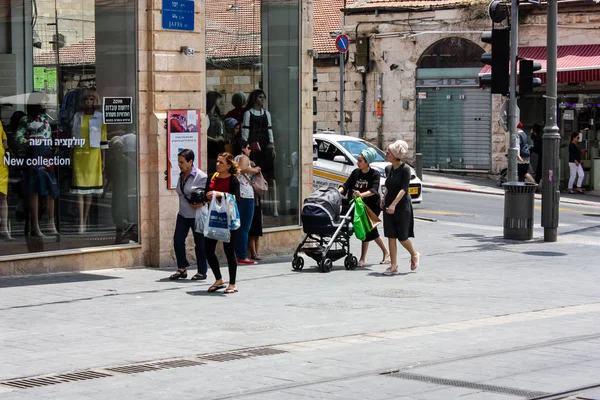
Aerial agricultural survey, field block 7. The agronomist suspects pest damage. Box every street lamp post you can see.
[541,0,560,242]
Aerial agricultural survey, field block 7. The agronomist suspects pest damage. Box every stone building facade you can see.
[314,0,600,174]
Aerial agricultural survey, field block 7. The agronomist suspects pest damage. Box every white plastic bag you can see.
[194,205,208,234]
[225,194,241,230]
[203,196,231,242]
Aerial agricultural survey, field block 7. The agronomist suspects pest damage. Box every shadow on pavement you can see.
[522,251,567,257]
[0,273,120,288]
[367,271,414,277]
[186,290,227,297]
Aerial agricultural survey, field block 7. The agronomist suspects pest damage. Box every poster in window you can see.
[167,110,201,189]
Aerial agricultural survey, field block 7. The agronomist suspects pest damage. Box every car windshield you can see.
[338,140,386,162]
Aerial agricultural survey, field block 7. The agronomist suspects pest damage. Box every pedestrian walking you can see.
[233,140,260,264]
[381,140,419,275]
[169,149,209,281]
[205,153,241,294]
[517,122,535,184]
[530,123,543,184]
[568,132,585,194]
[338,147,389,267]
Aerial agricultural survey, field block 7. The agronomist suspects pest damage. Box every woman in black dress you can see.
[381,140,419,275]
[338,147,389,267]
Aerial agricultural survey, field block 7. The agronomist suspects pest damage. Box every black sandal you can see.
[208,282,225,292]
[191,273,207,281]
[169,269,188,280]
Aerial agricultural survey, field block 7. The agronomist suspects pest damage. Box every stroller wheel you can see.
[345,255,358,270]
[319,258,333,273]
[292,256,304,271]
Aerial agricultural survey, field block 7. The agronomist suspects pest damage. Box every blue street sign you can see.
[162,0,195,31]
[335,34,350,53]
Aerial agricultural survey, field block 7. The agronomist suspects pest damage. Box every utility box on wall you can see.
[355,37,370,71]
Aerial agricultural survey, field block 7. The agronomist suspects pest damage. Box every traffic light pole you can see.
[541,0,560,242]
[507,0,519,183]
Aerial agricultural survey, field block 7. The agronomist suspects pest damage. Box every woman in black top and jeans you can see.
[205,152,241,294]
[338,148,389,267]
[381,140,419,275]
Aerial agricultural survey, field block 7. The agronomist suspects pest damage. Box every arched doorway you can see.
[416,38,493,171]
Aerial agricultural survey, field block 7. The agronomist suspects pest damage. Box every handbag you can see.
[351,197,371,241]
[203,196,231,242]
[225,193,241,230]
[364,203,381,230]
[194,205,209,233]
[247,171,268,197]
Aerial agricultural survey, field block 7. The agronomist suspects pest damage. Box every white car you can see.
[313,133,423,203]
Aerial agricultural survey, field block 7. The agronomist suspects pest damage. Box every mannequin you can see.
[0,121,13,240]
[241,89,278,217]
[15,92,58,237]
[71,90,108,233]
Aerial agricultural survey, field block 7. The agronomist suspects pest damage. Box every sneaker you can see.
[237,258,256,264]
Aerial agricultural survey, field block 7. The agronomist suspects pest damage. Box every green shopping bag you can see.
[351,197,372,241]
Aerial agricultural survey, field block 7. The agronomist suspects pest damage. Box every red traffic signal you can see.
[519,59,542,95]
[480,29,510,95]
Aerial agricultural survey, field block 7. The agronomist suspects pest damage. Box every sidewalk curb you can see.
[423,183,600,208]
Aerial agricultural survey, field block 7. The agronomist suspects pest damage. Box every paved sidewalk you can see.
[422,171,600,207]
[1,216,599,399]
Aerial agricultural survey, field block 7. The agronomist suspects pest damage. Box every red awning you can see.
[479,44,600,84]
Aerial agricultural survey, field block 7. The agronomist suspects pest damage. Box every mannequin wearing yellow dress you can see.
[71,90,108,233]
[0,121,13,240]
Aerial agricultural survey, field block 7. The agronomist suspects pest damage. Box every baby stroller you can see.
[292,187,358,273]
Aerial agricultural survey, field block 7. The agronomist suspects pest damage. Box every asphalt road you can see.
[415,188,600,243]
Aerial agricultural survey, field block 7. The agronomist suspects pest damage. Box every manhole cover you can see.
[366,289,431,298]
[286,303,377,310]
[205,324,284,332]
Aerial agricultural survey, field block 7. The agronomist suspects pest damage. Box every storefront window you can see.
[0,0,138,256]
[205,0,300,229]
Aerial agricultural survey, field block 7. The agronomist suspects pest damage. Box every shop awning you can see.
[479,44,600,84]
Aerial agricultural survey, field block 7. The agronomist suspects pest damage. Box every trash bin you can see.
[503,182,538,240]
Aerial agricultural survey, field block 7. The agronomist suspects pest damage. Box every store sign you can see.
[103,97,132,124]
[563,110,574,121]
[162,0,195,31]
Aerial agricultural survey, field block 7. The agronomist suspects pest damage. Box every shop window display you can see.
[0,0,138,255]
[205,0,301,229]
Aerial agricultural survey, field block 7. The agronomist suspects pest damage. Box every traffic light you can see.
[519,59,542,95]
[480,29,510,95]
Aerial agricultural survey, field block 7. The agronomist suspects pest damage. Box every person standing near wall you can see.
[381,140,419,275]
[517,122,535,184]
[206,91,226,175]
[233,140,260,264]
[568,132,585,194]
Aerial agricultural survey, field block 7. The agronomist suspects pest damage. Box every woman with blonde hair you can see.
[381,140,419,275]
[205,152,241,294]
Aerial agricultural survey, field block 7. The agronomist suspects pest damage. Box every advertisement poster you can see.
[103,97,133,124]
[167,110,200,189]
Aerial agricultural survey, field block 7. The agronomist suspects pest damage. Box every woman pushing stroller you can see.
[338,148,390,267]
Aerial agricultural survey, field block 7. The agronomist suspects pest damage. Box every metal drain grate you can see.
[197,347,287,362]
[383,371,549,398]
[1,371,112,389]
[106,359,206,374]
[0,346,287,391]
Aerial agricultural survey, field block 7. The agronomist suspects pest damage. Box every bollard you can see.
[503,182,538,240]
[415,153,423,181]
